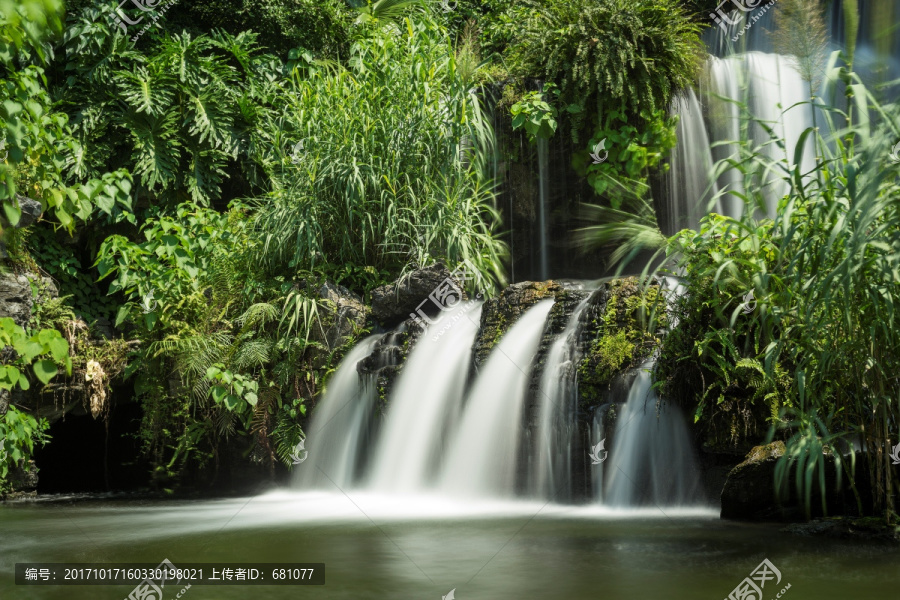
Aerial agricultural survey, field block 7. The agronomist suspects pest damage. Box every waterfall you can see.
[663,89,720,235]
[604,361,702,507]
[537,136,550,280]
[439,299,554,498]
[531,296,592,500]
[368,303,483,493]
[590,403,611,501]
[293,335,381,490]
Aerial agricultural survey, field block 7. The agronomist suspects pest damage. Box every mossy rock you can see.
[577,277,664,409]
[472,280,563,367]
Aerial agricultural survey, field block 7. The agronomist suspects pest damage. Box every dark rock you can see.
[358,327,413,407]
[720,442,787,520]
[471,280,561,367]
[6,460,39,496]
[370,263,466,327]
[0,273,34,327]
[720,441,850,521]
[312,281,369,352]
[15,195,43,228]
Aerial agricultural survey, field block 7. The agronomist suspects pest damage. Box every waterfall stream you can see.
[438,299,555,498]
[293,335,381,490]
[604,362,702,507]
[368,304,483,493]
[531,295,592,500]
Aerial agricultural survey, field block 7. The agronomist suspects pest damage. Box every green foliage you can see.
[29,228,119,323]
[594,47,900,517]
[205,363,259,413]
[167,0,354,60]
[509,0,702,137]
[96,202,241,330]
[0,317,71,391]
[0,0,133,233]
[61,9,281,205]
[573,108,677,202]
[509,83,581,143]
[578,280,662,406]
[252,13,507,293]
[0,405,50,488]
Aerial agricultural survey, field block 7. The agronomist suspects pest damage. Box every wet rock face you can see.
[471,281,562,367]
[370,263,466,328]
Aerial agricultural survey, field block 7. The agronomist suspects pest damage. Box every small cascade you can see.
[537,136,550,281]
[293,335,381,490]
[663,89,720,234]
[590,404,611,501]
[604,361,702,507]
[439,299,555,498]
[368,303,483,493]
[531,296,592,500]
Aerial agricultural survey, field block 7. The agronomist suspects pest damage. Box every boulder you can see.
[471,280,560,367]
[720,441,787,520]
[720,441,848,520]
[15,195,43,228]
[370,263,466,327]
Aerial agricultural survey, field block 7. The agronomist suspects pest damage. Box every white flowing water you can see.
[439,299,554,498]
[531,296,592,500]
[368,303,483,492]
[293,335,381,490]
[590,403,611,501]
[604,361,702,507]
[664,89,719,234]
[666,48,819,228]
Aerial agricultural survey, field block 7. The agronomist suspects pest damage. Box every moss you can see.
[577,278,663,408]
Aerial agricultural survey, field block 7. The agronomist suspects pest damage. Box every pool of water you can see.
[2,491,898,599]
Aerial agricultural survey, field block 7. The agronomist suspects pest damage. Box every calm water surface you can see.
[2,491,898,599]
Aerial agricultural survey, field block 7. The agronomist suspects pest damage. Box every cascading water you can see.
[663,89,720,235]
[439,299,555,498]
[603,361,702,507]
[368,303,483,493]
[537,136,551,281]
[293,335,381,490]
[531,296,592,500]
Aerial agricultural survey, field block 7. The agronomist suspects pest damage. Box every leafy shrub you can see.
[509,0,702,137]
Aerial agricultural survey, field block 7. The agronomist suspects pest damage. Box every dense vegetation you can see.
[1,0,895,526]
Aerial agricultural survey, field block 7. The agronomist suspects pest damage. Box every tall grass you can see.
[251,13,507,294]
